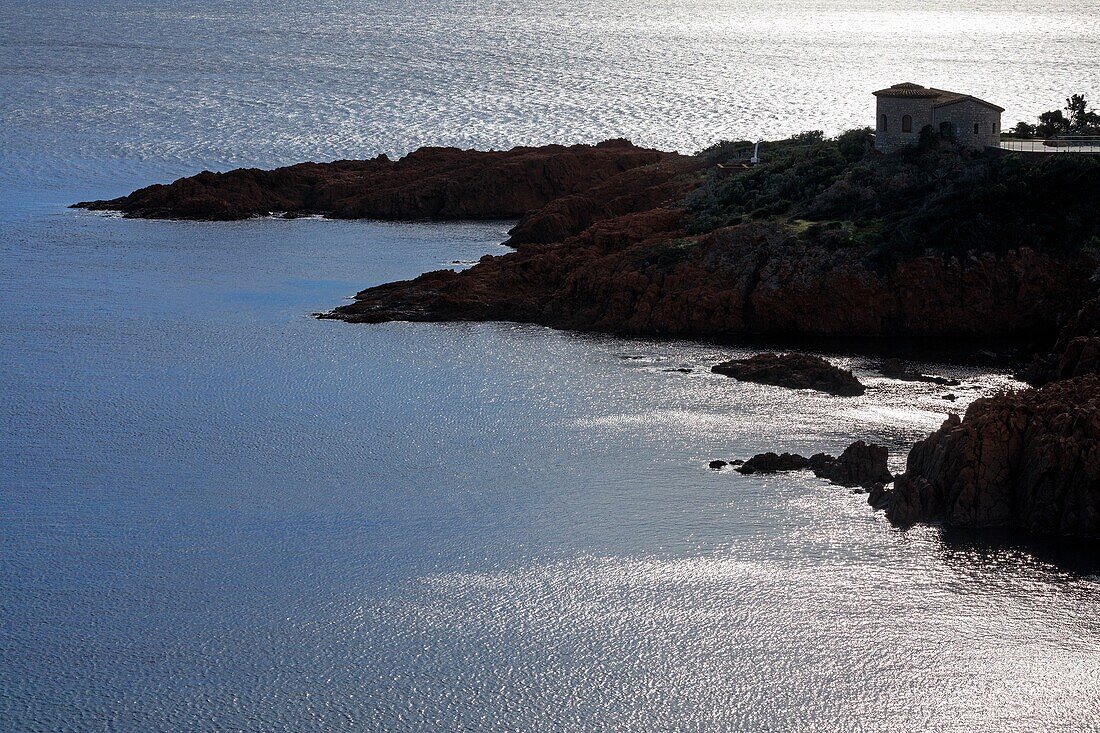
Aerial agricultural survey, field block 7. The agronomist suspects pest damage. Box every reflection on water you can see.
[3,0,1100,728]
[2,208,1098,731]
[939,528,1100,579]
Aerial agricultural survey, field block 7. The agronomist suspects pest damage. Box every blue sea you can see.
[2,1,1099,730]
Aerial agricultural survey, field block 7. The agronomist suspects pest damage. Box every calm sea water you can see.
[2,1,1100,730]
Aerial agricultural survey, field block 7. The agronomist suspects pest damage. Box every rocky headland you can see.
[78,131,1100,538]
[74,140,695,230]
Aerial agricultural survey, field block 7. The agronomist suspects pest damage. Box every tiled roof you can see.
[872,82,940,99]
[873,82,1005,112]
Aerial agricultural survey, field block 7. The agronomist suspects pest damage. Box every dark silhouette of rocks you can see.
[1021,295,1100,386]
[1055,337,1100,381]
[879,358,960,386]
[809,440,893,488]
[868,482,893,510]
[709,460,728,470]
[733,441,892,489]
[876,375,1100,536]
[712,353,865,397]
[736,452,810,474]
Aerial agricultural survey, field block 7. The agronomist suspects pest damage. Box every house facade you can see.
[873,83,1004,152]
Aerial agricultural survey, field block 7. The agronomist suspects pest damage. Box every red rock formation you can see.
[74,141,687,222]
[504,155,704,247]
[883,376,1100,536]
[326,218,1097,340]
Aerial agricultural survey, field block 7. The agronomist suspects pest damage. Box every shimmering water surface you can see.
[2,1,1100,730]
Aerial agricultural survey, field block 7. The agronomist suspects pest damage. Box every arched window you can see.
[973,123,980,135]
[902,115,912,133]
[881,114,888,131]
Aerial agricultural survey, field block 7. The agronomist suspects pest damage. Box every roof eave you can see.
[932,96,1005,112]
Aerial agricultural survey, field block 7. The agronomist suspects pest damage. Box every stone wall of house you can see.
[932,99,1002,150]
[874,96,934,152]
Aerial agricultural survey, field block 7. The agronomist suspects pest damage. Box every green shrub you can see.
[685,129,1100,263]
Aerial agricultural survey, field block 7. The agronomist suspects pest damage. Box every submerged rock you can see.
[879,358,959,386]
[712,353,865,397]
[881,375,1100,536]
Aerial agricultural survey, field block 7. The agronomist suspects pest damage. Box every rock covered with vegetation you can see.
[80,126,1100,538]
[323,131,1100,341]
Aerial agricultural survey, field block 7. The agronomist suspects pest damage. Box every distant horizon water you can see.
[3,0,1099,196]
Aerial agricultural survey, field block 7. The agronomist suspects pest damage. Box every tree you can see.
[1065,94,1090,129]
[1062,94,1100,133]
[1010,121,1036,138]
[1037,109,1070,137]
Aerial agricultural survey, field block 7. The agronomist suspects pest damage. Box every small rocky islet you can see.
[716,440,892,489]
[711,352,865,396]
[75,132,1100,539]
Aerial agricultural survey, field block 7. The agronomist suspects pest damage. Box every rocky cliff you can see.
[324,217,1096,340]
[883,376,1100,536]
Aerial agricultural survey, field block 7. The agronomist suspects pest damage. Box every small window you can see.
[973,123,980,135]
[902,115,912,133]
[881,114,888,132]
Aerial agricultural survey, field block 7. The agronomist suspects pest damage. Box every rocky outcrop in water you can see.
[79,135,1100,541]
[810,441,893,488]
[73,141,690,224]
[79,137,1098,344]
[733,441,892,489]
[736,452,810,474]
[713,352,865,397]
[878,376,1100,536]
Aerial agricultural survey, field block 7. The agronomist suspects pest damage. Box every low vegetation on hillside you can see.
[685,129,1100,262]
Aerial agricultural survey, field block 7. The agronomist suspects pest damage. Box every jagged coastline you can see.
[75,132,1100,537]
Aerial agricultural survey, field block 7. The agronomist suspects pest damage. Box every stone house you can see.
[873,83,1004,152]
